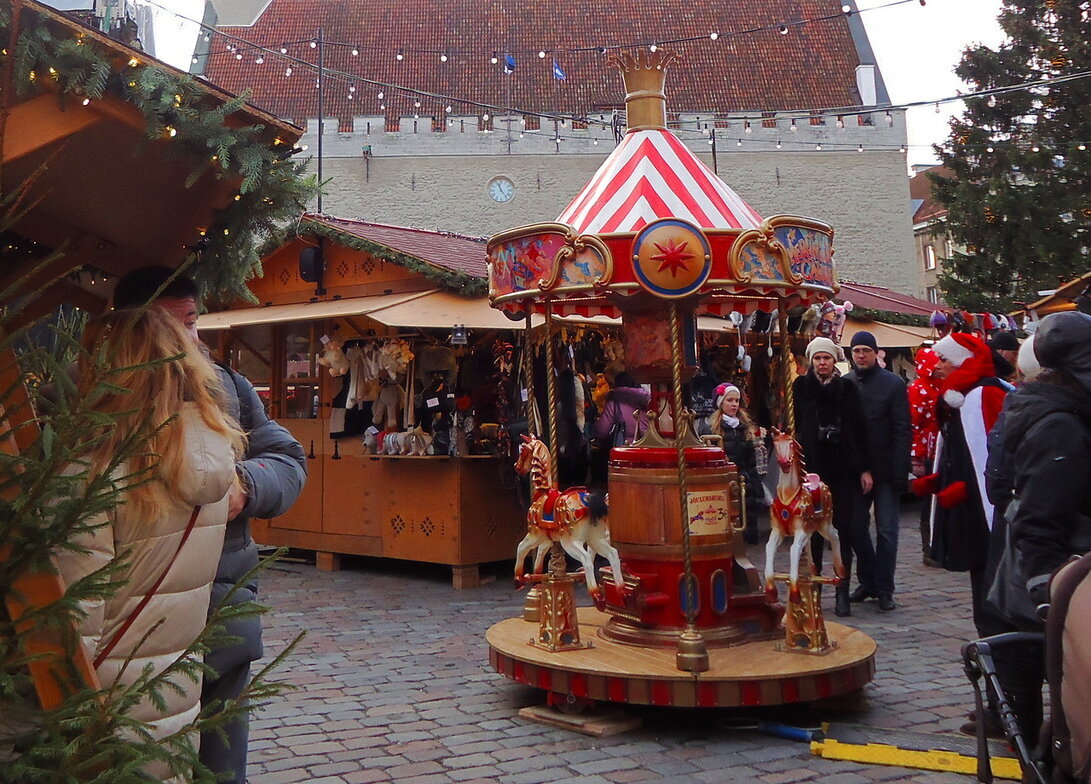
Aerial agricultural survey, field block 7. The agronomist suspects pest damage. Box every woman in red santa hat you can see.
[915,332,1012,634]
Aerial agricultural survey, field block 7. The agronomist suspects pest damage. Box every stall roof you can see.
[367,290,534,330]
[2,1,303,323]
[1022,270,1091,316]
[300,215,488,279]
[198,290,435,329]
[843,317,932,348]
[838,282,937,316]
[200,289,535,331]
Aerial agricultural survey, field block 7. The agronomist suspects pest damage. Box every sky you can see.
[857,0,1006,166]
[148,0,1009,169]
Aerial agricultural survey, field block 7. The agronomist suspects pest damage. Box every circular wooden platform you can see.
[487,607,876,708]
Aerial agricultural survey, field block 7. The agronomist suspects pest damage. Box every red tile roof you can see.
[840,281,936,316]
[909,165,952,225]
[206,0,865,124]
[301,214,487,278]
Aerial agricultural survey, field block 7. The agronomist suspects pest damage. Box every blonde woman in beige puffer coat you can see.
[56,307,245,780]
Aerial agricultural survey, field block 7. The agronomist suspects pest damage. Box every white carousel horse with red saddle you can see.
[764,428,844,602]
[513,434,625,601]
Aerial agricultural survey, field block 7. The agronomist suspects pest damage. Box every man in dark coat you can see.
[113,267,308,784]
[844,331,910,612]
[792,336,874,617]
[1007,312,1091,604]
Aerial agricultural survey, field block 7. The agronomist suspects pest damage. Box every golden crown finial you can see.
[608,49,679,131]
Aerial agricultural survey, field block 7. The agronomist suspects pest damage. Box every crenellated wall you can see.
[298,110,917,296]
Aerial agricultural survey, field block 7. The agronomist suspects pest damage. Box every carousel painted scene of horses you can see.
[484,49,877,711]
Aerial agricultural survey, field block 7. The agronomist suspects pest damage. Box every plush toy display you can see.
[317,338,350,377]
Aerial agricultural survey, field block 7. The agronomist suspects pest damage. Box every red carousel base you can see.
[487,606,875,708]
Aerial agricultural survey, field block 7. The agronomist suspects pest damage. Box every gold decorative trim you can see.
[546,230,615,291]
[729,224,791,285]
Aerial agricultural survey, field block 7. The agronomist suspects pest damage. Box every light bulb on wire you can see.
[778,25,789,35]
[440,50,448,62]
[352,48,359,56]
[396,48,404,61]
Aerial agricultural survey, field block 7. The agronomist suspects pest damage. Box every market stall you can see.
[200,215,531,588]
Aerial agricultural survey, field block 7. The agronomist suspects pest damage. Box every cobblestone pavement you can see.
[250,500,987,783]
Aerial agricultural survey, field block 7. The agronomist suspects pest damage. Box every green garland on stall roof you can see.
[847,306,932,328]
[1,2,318,303]
[298,220,489,297]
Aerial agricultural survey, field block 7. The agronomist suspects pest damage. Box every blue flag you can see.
[504,54,516,74]
[552,58,566,80]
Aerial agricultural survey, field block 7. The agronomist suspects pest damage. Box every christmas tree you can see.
[931,0,1090,312]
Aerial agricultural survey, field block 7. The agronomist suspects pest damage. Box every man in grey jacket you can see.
[844,331,910,612]
[113,267,307,784]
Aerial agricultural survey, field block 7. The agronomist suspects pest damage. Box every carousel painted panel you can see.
[488,229,565,299]
[771,220,836,291]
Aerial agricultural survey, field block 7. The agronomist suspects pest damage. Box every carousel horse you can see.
[764,428,844,602]
[513,434,624,601]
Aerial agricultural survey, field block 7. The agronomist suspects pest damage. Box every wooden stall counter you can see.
[252,423,525,589]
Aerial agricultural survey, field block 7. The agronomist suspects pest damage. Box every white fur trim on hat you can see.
[943,388,966,408]
[805,336,842,362]
[933,334,974,368]
[1017,334,1041,381]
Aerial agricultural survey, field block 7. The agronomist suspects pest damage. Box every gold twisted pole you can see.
[670,302,708,673]
[779,303,795,434]
[523,312,537,438]
[544,303,559,482]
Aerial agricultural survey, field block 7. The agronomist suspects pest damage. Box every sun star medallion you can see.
[650,237,694,277]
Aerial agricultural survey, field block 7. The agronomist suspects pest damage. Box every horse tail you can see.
[585,491,609,521]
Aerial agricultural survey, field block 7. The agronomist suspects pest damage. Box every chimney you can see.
[856,64,877,107]
[609,50,679,132]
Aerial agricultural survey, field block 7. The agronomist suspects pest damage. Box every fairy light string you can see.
[136,0,1090,157]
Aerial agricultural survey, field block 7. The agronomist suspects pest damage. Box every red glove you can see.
[911,473,940,497]
[937,481,968,509]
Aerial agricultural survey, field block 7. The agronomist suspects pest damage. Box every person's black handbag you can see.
[986,499,1046,631]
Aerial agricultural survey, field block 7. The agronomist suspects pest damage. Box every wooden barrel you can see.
[607,446,740,561]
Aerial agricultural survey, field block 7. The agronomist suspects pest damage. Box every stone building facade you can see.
[305,112,917,296]
[206,0,919,296]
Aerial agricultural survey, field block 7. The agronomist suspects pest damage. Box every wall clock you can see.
[488,176,515,203]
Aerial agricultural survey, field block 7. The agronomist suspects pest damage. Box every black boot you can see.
[834,585,851,617]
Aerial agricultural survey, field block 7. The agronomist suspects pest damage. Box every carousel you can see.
[484,51,875,710]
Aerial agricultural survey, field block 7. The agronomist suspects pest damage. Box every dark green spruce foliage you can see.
[931,0,1090,311]
[1,2,311,777]
[1,298,301,782]
[1,0,318,303]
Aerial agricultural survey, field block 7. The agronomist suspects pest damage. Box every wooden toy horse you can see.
[513,434,624,601]
[764,428,844,602]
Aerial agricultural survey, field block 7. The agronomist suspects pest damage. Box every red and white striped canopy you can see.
[557,129,764,234]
